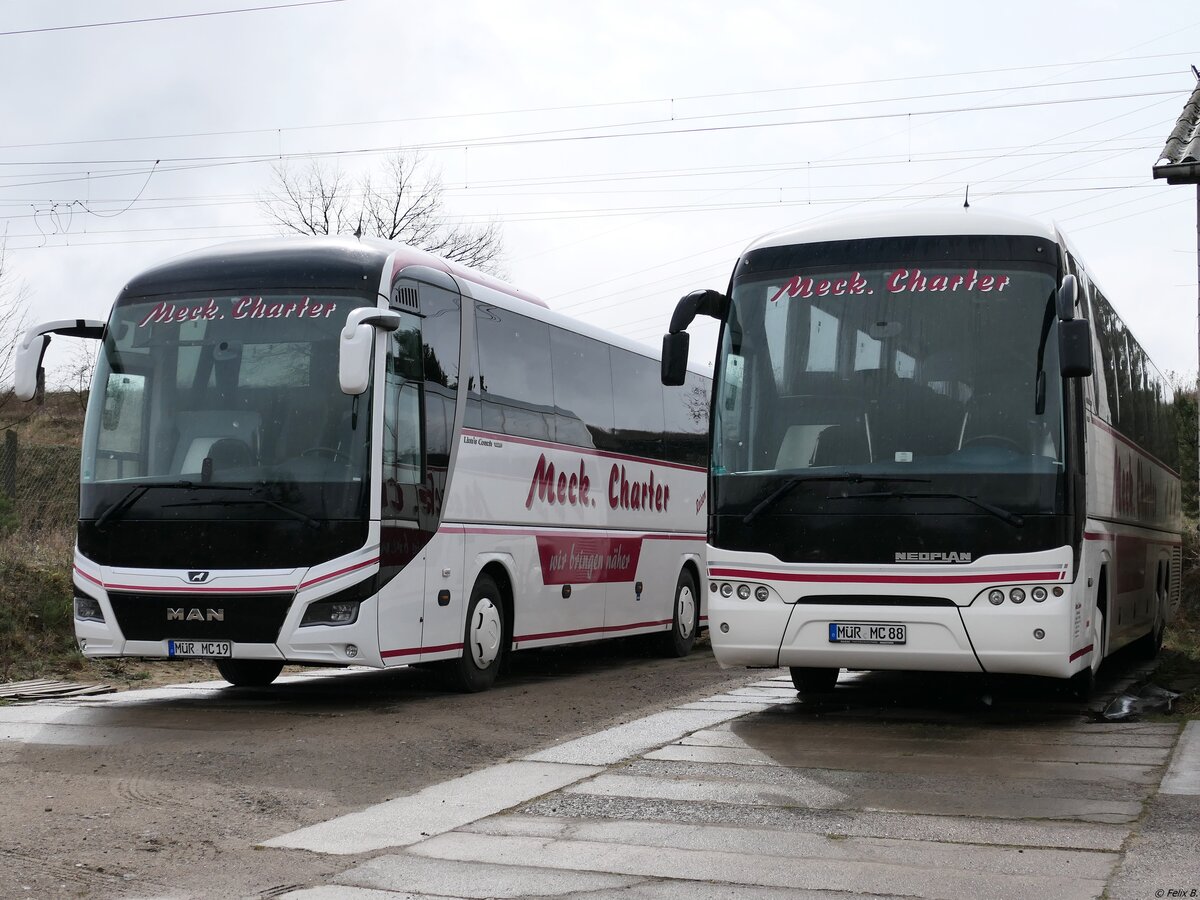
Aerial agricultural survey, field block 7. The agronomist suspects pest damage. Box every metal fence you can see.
[0,429,81,535]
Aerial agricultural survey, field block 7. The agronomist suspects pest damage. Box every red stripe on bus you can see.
[299,557,380,590]
[707,567,1065,585]
[461,427,706,473]
[516,619,672,643]
[74,565,104,588]
[459,526,703,541]
[1069,644,1094,662]
[101,583,297,593]
[381,642,464,659]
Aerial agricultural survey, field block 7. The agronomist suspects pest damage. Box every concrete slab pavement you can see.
[272,670,1200,899]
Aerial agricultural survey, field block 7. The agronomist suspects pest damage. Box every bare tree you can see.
[0,238,31,420]
[261,153,505,275]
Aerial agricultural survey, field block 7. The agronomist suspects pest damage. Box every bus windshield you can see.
[80,292,374,521]
[716,236,1065,514]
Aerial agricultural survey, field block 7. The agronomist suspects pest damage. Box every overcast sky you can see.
[2,0,1198,379]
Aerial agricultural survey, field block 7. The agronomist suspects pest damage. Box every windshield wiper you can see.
[95,480,197,531]
[742,473,932,525]
[851,489,1024,527]
[162,489,321,528]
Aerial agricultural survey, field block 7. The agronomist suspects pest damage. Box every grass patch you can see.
[0,530,85,681]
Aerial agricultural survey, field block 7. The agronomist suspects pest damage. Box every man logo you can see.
[188,571,211,583]
[167,608,225,622]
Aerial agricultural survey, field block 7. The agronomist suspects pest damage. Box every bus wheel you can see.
[216,659,283,687]
[1069,607,1105,701]
[657,569,700,658]
[1134,597,1166,660]
[448,574,505,692]
[790,666,839,695]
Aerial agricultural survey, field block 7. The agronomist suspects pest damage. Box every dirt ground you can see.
[0,638,762,899]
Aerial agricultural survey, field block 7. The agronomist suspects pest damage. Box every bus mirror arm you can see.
[1056,273,1078,321]
[14,319,105,402]
[662,290,728,386]
[339,308,404,396]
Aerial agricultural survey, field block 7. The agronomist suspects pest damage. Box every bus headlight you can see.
[1009,588,1026,604]
[988,589,1004,605]
[736,584,751,600]
[301,599,360,627]
[74,594,105,623]
[720,583,733,597]
[1031,586,1048,602]
[754,586,770,602]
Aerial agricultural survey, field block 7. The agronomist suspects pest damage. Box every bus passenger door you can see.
[378,274,467,662]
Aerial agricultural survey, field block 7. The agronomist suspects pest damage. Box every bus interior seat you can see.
[206,437,253,470]
[173,411,261,474]
[810,423,871,466]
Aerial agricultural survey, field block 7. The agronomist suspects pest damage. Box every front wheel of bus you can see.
[449,575,505,692]
[1069,607,1105,701]
[658,569,699,658]
[790,666,839,695]
[216,659,283,687]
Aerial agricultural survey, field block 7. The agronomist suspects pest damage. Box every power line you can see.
[0,1,346,38]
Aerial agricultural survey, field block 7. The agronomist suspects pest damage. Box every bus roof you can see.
[745,208,1058,253]
[120,236,549,309]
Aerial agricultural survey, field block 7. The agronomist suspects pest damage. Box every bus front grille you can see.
[108,592,294,643]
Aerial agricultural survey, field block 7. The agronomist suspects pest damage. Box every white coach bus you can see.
[662,209,1181,698]
[15,238,711,690]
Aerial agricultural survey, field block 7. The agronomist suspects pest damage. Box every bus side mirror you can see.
[660,288,727,386]
[339,307,404,396]
[1059,318,1093,378]
[661,332,690,386]
[1056,273,1078,321]
[14,319,106,402]
[15,333,50,403]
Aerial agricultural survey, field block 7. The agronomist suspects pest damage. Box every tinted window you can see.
[473,303,554,441]
[550,327,614,449]
[419,284,461,470]
[664,370,710,468]
[611,348,665,460]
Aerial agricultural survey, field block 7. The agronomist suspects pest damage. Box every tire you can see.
[216,659,283,687]
[790,666,839,695]
[447,574,506,692]
[1069,606,1105,701]
[657,569,700,658]
[1133,594,1166,660]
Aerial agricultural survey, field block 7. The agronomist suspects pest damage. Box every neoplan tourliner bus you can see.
[661,209,1181,697]
[15,237,711,690]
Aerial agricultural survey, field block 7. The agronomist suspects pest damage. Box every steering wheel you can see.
[962,434,1024,452]
[301,446,351,463]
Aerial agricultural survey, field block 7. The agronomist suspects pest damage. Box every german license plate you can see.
[828,622,906,644]
[168,639,232,658]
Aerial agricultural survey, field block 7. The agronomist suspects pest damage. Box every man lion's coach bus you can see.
[661,209,1181,698]
[15,238,711,690]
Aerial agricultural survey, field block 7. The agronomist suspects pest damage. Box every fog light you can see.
[988,589,1004,605]
[78,638,87,651]
[345,644,359,659]
[719,622,729,633]
[1031,586,1047,602]
[720,583,733,597]
[755,586,769,602]
[1033,629,1045,640]
[1009,588,1026,604]
[74,595,104,623]
[736,584,751,600]
[301,599,361,627]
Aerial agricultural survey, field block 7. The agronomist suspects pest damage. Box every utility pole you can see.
[1152,76,1200,515]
